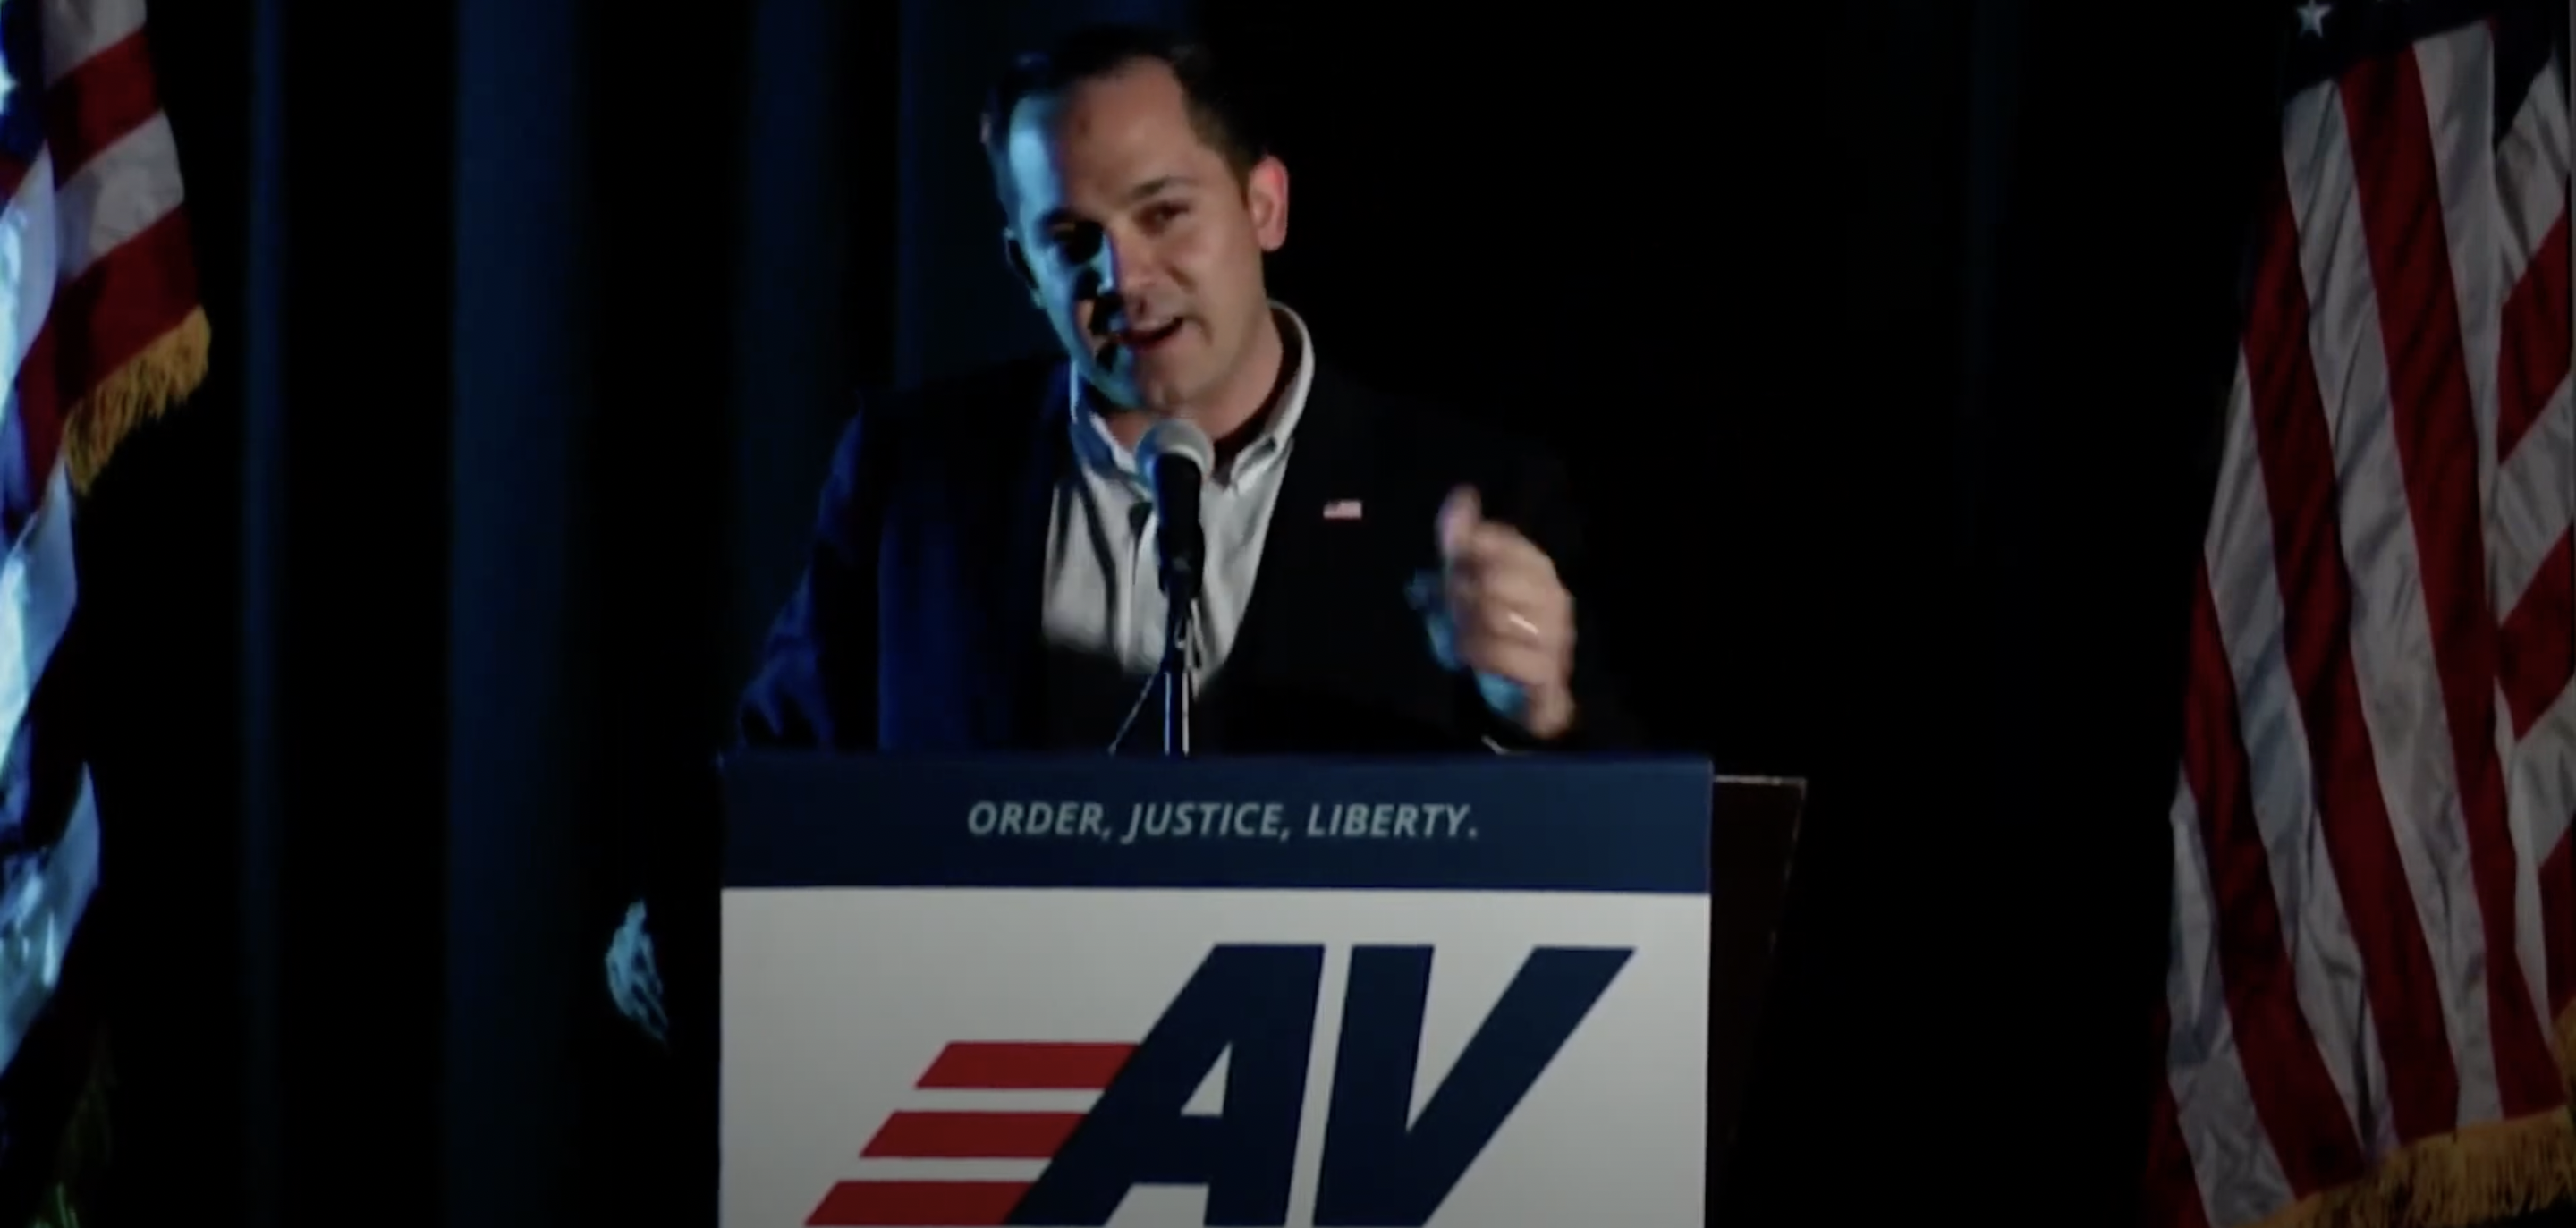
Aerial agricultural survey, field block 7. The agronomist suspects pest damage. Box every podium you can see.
[717,751,1801,1227]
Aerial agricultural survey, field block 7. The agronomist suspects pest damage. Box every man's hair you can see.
[979,23,1266,215]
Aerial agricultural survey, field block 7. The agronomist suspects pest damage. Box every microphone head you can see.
[1138,418,1215,487]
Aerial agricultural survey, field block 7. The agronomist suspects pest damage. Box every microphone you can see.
[1135,419,1215,758]
[1138,419,1213,603]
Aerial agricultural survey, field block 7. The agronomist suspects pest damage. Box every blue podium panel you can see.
[719,753,1711,1228]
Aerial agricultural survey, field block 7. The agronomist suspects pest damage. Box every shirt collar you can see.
[1070,301,1318,487]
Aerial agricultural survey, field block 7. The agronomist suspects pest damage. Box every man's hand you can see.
[1424,486,1578,740]
[606,899,670,1047]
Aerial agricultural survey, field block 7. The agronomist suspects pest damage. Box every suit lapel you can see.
[1228,362,1376,684]
[972,368,1070,748]
[1223,365,1473,748]
[966,360,1399,747]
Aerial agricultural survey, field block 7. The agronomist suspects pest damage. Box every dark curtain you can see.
[1194,2,2281,1218]
[89,0,2284,1224]
[114,0,895,1222]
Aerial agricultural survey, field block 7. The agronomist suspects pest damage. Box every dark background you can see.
[72,0,2286,1223]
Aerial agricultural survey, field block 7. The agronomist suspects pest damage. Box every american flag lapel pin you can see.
[1321,499,1364,521]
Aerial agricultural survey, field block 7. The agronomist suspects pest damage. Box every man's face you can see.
[1004,61,1287,415]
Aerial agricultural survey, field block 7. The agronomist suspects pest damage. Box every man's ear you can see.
[1000,229,1041,305]
[1245,155,1290,251]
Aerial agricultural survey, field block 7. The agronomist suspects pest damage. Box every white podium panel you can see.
[719,753,1713,1228]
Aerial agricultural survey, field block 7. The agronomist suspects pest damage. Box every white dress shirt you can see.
[1041,303,1318,684]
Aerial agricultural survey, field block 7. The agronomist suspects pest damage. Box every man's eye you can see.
[1142,203,1187,227]
[1049,226,1101,261]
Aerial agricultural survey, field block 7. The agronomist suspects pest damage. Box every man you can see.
[608,22,1631,1039]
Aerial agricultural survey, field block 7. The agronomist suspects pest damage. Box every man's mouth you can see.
[1114,318,1184,351]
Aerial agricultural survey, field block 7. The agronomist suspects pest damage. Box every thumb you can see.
[1437,486,1482,562]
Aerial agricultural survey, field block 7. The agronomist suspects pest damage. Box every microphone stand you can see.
[1157,594,1194,758]
[1103,494,1207,759]
[1139,418,1212,759]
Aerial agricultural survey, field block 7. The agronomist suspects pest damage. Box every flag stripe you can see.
[36,0,142,89]
[2414,27,2504,523]
[2207,350,2394,1157]
[2499,529,2572,734]
[0,150,55,538]
[2242,148,2464,1142]
[2183,565,2369,1192]
[18,204,198,439]
[2339,45,2563,1117]
[0,0,207,1206]
[2289,70,2510,1132]
[0,143,52,366]
[2167,769,2305,1219]
[0,774,92,1077]
[2489,373,2573,622]
[2486,0,2563,139]
[2151,1099,2224,1228]
[2545,827,2576,1012]
[55,111,180,283]
[2492,59,2571,458]
[2496,214,2569,461]
[2504,682,2576,1026]
[41,29,150,184]
[2161,6,2576,1224]
[2150,1002,2224,1228]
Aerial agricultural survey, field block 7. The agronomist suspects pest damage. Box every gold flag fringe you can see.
[19,309,208,1225]
[2242,1110,2576,1228]
[64,306,209,495]
[2219,1003,2576,1228]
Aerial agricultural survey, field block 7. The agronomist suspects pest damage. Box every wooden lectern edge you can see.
[1705,770,1808,1214]
[1709,770,1810,957]
[1711,766,1809,890]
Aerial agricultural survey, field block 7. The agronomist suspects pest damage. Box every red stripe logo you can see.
[806,1042,1135,1227]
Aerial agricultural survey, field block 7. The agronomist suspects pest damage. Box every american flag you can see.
[0,0,204,1192]
[2150,2,2576,1225]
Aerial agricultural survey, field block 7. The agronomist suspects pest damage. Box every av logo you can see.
[803,944,1632,1227]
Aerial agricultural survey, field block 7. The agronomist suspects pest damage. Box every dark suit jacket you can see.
[630,355,1640,1060]
[736,353,1637,755]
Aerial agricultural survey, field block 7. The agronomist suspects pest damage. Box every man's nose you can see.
[1094,232,1155,299]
